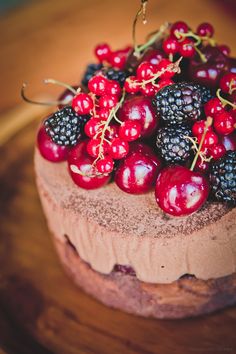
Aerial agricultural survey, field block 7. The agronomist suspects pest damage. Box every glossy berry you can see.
[200,131,218,147]
[162,37,179,55]
[156,79,174,92]
[219,132,236,151]
[96,157,114,174]
[99,94,118,109]
[141,48,166,66]
[140,83,157,97]
[179,39,195,58]
[105,124,119,140]
[108,51,126,70]
[155,166,210,216]
[124,76,140,93]
[67,140,88,163]
[72,93,94,115]
[105,80,121,96]
[204,98,224,117]
[192,120,212,137]
[84,118,102,138]
[209,144,226,160]
[115,152,162,194]
[37,126,69,162]
[118,95,159,137]
[109,138,129,159]
[97,108,110,120]
[156,59,175,79]
[119,120,141,142]
[170,21,189,38]
[136,61,155,80]
[219,73,236,94]
[195,158,210,173]
[88,75,108,96]
[196,22,214,37]
[69,153,110,189]
[94,43,111,62]
[218,45,231,57]
[86,138,109,158]
[214,111,235,135]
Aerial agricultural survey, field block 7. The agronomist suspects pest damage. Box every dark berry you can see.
[102,67,128,87]
[81,63,103,86]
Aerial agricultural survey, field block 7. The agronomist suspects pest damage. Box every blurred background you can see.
[0,0,236,115]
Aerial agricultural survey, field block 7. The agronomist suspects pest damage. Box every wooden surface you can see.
[0,1,236,353]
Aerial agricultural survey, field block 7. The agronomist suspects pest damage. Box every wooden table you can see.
[0,1,236,353]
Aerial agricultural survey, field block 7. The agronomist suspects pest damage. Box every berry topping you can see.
[210,151,236,205]
[44,106,89,146]
[156,124,193,164]
[155,166,210,216]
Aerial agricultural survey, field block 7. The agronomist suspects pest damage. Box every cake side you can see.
[35,150,236,284]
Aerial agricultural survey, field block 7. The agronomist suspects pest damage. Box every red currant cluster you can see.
[94,43,131,70]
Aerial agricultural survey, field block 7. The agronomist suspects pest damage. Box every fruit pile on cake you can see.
[31,14,236,318]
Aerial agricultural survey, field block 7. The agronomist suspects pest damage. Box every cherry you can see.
[109,138,129,159]
[141,48,166,66]
[179,39,195,58]
[155,166,210,216]
[162,37,179,55]
[196,22,214,37]
[136,61,155,80]
[37,125,69,162]
[214,111,235,135]
[68,153,110,189]
[118,95,159,138]
[219,73,236,94]
[170,21,189,38]
[118,120,141,142]
[218,45,231,57]
[204,98,224,117]
[124,76,140,94]
[156,59,175,79]
[209,144,226,160]
[72,93,94,115]
[219,132,236,151]
[96,157,114,174]
[67,140,88,163]
[94,43,111,62]
[88,75,108,96]
[105,80,121,97]
[115,152,162,194]
[84,118,102,138]
[99,94,118,109]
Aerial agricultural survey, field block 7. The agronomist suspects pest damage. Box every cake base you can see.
[53,235,236,319]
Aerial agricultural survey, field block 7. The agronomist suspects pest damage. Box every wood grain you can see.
[0,0,236,353]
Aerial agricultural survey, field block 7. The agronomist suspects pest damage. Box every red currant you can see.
[192,120,212,137]
[84,118,102,138]
[219,132,236,151]
[109,138,129,159]
[204,98,224,117]
[156,79,174,92]
[118,120,141,142]
[214,111,235,135]
[219,73,236,94]
[136,61,156,80]
[88,75,108,96]
[87,138,109,158]
[196,23,214,37]
[156,59,175,79]
[209,144,226,160]
[99,95,118,109]
[97,107,110,120]
[218,45,231,57]
[96,157,114,174]
[195,158,210,173]
[105,80,121,97]
[200,131,218,147]
[141,48,166,66]
[162,37,179,55]
[94,43,111,62]
[72,93,94,115]
[170,21,189,38]
[140,83,157,97]
[124,76,140,94]
[105,124,119,140]
[179,39,195,58]
[108,51,126,70]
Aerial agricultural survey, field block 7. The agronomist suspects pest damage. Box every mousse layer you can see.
[35,150,236,284]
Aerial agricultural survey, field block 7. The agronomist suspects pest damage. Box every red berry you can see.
[195,158,210,173]
[179,39,195,58]
[140,83,157,97]
[96,157,114,174]
[86,138,109,158]
[119,120,141,142]
[162,37,179,55]
[84,118,102,138]
[209,144,226,160]
[156,79,174,92]
[196,23,214,37]
[218,45,231,57]
[67,140,88,163]
[170,21,189,38]
[105,124,119,140]
[99,94,118,109]
[109,138,129,159]
[214,111,235,135]
[97,107,110,120]
[136,61,156,80]
[37,125,69,162]
[72,93,94,115]
[192,120,212,137]
[141,48,166,66]
[155,166,210,216]
[219,132,236,151]
[219,73,236,94]
[124,76,140,94]
[108,51,126,70]
[204,98,224,117]
[115,152,162,194]
[88,75,108,96]
[105,80,121,97]
[94,43,111,62]
[200,131,218,147]
[156,59,175,79]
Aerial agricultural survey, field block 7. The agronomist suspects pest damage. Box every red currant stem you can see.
[132,0,149,55]
[113,112,123,125]
[190,117,213,171]
[44,79,77,95]
[216,88,236,109]
[229,79,236,95]
[169,53,173,62]
[134,22,169,55]
[184,135,212,163]
[21,83,70,106]
[175,30,208,63]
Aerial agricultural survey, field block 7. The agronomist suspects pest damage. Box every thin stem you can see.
[132,1,148,54]
[21,83,70,106]
[135,22,169,55]
[44,79,77,95]
[217,88,236,109]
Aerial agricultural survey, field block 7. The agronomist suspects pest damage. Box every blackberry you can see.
[210,151,236,205]
[156,124,193,164]
[153,82,211,125]
[197,84,213,104]
[81,63,103,86]
[44,106,90,146]
[102,67,128,87]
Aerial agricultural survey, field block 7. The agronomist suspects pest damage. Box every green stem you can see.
[44,79,77,95]
[216,88,236,109]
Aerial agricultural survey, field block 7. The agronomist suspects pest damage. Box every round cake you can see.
[34,150,236,318]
